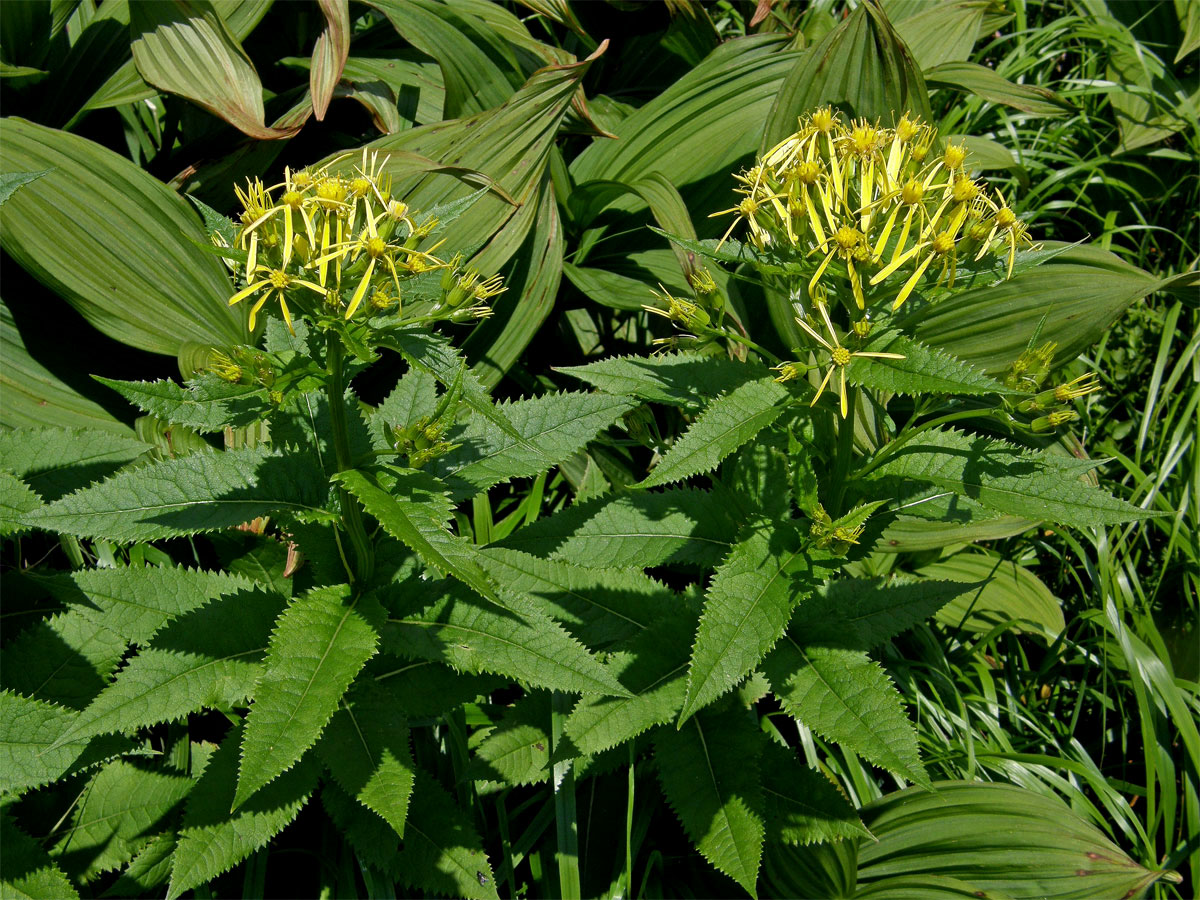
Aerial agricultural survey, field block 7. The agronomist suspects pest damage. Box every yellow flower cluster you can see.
[228,150,504,333]
[713,107,1033,312]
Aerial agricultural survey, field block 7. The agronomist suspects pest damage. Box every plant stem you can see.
[551,691,581,900]
[721,328,782,365]
[832,387,857,513]
[326,332,374,584]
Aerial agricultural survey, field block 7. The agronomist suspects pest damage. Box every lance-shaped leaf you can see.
[760,742,868,846]
[0,471,41,536]
[761,3,931,151]
[317,680,415,838]
[336,467,506,608]
[0,299,132,434]
[105,832,178,898]
[2,811,80,900]
[845,330,1008,397]
[26,447,333,541]
[2,609,128,709]
[925,60,1073,116]
[167,725,319,900]
[0,120,246,355]
[495,486,736,569]
[764,637,929,788]
[904,243,1164,375]
[130,0,300,140]
[639,378,792,488]
[469,690,551,787]
[557,352,770,413]
[680,529,830,724]
[310,0,349,120]
[94,376,272,432]
[867,427,1157,527]
[46,587,286,750]
[380,579,629,697]
[50,760,193,882]
[432,391,636,501]
[0,691,130,796]
[28,565,256,644]
[234,586,381,809]
[0,427,148,501]
[655,705,766,897]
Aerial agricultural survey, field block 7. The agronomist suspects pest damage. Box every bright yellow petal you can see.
[246,230,258,276]
[892,253,935,310]
[871,241,923,285]
[796,315,832,350]
[247,292,271,331]
[811,364,834,408]
[344,258,376,320]
[839,368,848,419]
[278,294,295,335]
[229,279,270,306]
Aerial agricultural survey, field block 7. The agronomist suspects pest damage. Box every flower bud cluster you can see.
[1004,342,1101,433]
[228,150,505,334]
[713,108,1034,313]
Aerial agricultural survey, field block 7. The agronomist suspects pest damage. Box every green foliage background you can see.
[0,1,1196,898]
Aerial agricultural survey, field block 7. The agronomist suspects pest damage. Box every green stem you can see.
[551,691,581,900]
[832,387,857,513]
[326,332,374,583]
[624,743,636,900]
[721,329,782,365]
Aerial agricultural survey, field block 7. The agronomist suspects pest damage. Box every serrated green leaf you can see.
[321,781,402,873]
[0,691,130,796]
[764,638,929,787]
[371,368,438,446]
[680,529,831,724]
[433,392,636,501]
[369,661,503,719]
[868,427,1157,527]
[167,724,318,900]
[27,565,255,644]
[495,486,735,569]
[640,378,791,488]
[235,586,380,808]
[50,760,192,882]
[317,680,414,838]
[655,705,766,896]
[0,170,51,206]
[0,428,149,501]
[336,467,507,608]
[26,447,333,541]
[380,579,628,697]
[2,609,127,709]
[273,388,374,478]
[563,609,694,759]
[845,330,1008,397]
[0,471,41,536]
[48,588,286,751]
[94,376,271,432]
[476,547,676,647]
[723,428,792,522]
[2,811,80,900]
[469,691,551,787]
[383,769,499,900]
[760,742,868,845]
[102,832,177,898]
[557,352,768,412]
[792,578,978,650]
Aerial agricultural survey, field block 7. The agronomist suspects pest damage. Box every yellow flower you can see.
[794,302,904,418]
[228,265,326,333]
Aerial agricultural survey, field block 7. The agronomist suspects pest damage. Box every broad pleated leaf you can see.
[317,681,415,838]
[0,691,130,796]
[891,1,986,69]
[167,725,319,900]
[381,579,628,697]
[0,119,246,355]
[495,486,735,569]
[50,760,193,882]
[2,812,80,900]
[2,609,127,709]
[557,352,769,412]
[906,243,1164,375]
[655,706,766,896]
[0,299,131,434]
[476,547,675,647]
[130,0,300,140]
[27,447,333,541]
[310,0,350,120]
[914,555,1065,636]
[639,378,791,488]
[433,391,636,500]
[27,565,256,644]
[680,529,828,723]
[47,588,286,750]
[856,781,1180,899]
[846,330,1008,397]
[234,586,380,808]
[868,427,1156,527]
[925,60,1073,116]
[0,428,148,501]
[764,637,929,787]
[94,376,272,432]
[760,742,868,845]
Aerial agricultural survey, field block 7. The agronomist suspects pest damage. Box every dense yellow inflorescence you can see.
[712,108,1034,312]
[227,149,504,333]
